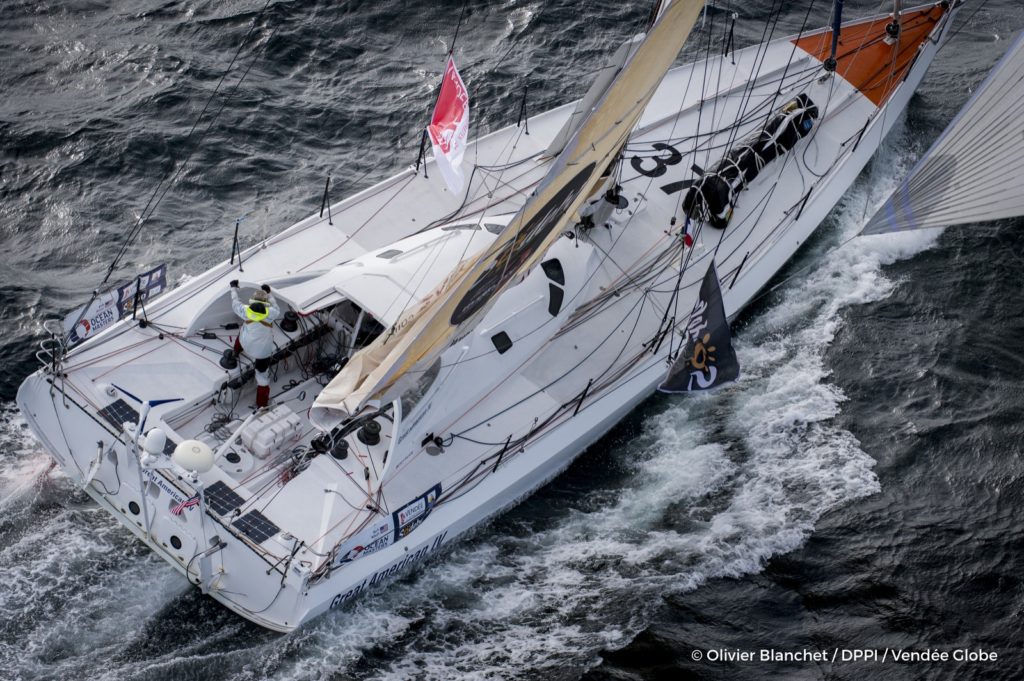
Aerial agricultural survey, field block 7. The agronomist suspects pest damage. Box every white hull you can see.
[17,4,957,631]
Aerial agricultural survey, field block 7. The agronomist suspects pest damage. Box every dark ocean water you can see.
[2,1,1023,679]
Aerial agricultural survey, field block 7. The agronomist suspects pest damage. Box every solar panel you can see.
[205,480,244,516]
[97,399,177,455]
[233,510,280,544]
[97,399,139,430]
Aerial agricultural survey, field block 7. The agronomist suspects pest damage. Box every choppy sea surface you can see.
[2,1,1023,679]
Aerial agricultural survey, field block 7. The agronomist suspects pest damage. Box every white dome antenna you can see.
[172,440,215,474]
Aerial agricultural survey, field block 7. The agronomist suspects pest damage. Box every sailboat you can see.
[16,0,961,631]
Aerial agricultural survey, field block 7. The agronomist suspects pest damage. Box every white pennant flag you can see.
[427,57,470,195]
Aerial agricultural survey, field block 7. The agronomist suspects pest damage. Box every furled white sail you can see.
[861,31,1024,235]
[311,0,706,427]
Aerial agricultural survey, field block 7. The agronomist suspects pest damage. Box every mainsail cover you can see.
[311,0,705,427]
[861,31,1024,235]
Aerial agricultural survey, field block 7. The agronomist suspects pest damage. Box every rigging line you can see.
[448,287,650,437]
[449,0,470,56]
[858,8,950,218]
[757,0,817,130]
[460,113,531,219]
[125,22,282,249]
[109,0,276,282]
[705,17,753,158]
[712,0,784,165]
[663,29,823,337]
[561,231,681,317]
[701,0,725,173]
[434,0,690,235]
[713,18,874,271]
[561,252,671,330]
[652,2,732,339]
[475,153,542,172]
[563,264,665,332]
[62,1,279,347]
[467,0,553,126]
[329,149,415,203]
[800,72,838,177]
[384,124,528,333]
[662,220,706,360]
[731,0,786,139]
[396,223,675,379]
[300,173,416,271]
[691,0,718,175]
[398,122,693,381]
[390,285,653,481]
[421,161,521,233]
[623,64,822,155]
[708,0,781,173]
[443,285,659,500]
[659,4,716,221]
[586,238,672,320]
[939,0,991,48]
[58,335,157,373]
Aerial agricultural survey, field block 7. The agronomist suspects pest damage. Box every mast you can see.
[824,0,844,72]
[311,0,707,429]
[886,0,903,44]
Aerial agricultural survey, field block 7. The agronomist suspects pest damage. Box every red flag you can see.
[427,57,470,195]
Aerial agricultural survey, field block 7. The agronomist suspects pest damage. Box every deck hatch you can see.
[233,510,280,544]
[205,480,244,516]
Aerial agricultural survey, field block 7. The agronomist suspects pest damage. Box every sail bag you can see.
[683,94,819,228]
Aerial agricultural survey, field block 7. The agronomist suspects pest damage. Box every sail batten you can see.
[862,31,1024,235]
[311,0,706,427]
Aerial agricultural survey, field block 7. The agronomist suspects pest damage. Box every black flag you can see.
[658,261,739,393]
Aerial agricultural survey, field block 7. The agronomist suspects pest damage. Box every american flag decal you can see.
[171,494,200,516]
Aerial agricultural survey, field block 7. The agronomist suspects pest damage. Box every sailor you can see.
[229,280,281,408]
